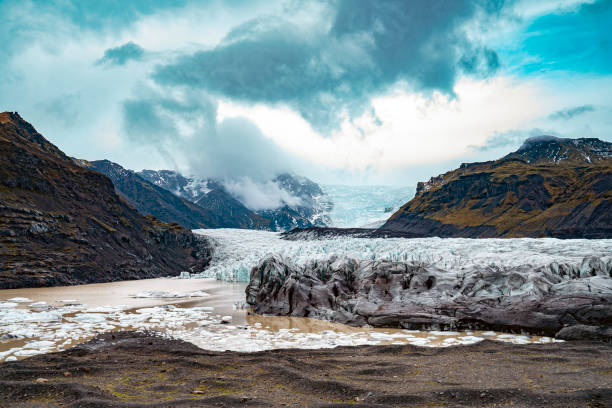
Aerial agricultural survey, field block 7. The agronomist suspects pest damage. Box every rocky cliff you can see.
[382,136,612,238]
[0,112,212,288]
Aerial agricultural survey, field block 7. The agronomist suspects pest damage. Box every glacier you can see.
[192,228,612,282]
[321,184,415,228]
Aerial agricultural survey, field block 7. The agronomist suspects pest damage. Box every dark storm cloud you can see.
[153,0,508,131]
[97,42,145,66]
[548,105,596,120]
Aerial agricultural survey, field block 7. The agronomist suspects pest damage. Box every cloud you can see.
[34,93,82,126]
[218,76,548,170]
[548,104,596,119]
[122,86,296,180]
[476,128,561,151]
[153,0,508,131]
[223,178,303,210]
[97,42,145,66]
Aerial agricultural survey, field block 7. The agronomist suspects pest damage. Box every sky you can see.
[1,0,611,187]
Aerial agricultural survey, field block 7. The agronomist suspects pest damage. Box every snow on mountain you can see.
[509,136,612,164]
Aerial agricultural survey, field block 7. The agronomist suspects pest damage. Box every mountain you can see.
[138,170,332,231]
[382,136,612,238]
[194,188,270,229]
[138,170,270,229]
[0,112,212,288]
[82,160,221,229]
[267,173,332,228]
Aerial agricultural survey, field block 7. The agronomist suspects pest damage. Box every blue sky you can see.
[1,0,611,185]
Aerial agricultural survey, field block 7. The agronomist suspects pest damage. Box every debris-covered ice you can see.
[193,229,612,282]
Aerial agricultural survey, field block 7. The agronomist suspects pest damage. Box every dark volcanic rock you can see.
[0,112,213,289]
[382,136,612,238]
[246,254,612,340]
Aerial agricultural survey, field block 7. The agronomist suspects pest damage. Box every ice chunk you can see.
[70,313,107,323]
[28,301,49,309]
[131,290,209,298]
[7,297,32,303]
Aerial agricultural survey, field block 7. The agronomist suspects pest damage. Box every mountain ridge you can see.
[381,136,612,238]
[138,169,332,231]
[82,160,229,229]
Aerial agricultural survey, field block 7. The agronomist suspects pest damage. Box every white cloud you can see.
[218,76,549,171]
[223,178,303,211]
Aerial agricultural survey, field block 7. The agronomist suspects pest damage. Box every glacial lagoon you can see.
[4,229,609,362]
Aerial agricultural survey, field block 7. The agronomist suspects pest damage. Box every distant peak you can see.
[508,135,611,164]
[517,135,568,151]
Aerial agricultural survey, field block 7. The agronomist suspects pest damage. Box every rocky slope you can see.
[246,254,612,340]
[138,170,332,231]
[0,112,212,289]
[82,160,221,229]
[382,136,612,238]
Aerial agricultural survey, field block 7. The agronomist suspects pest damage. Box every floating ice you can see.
[7,297,31,303]
[131,290,209,298]
[70,313,107,323]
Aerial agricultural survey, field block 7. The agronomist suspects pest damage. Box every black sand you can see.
[1,331,611,407]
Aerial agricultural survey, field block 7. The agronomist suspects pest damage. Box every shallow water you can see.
[0,277,558,362]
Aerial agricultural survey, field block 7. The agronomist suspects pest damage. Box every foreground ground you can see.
[0,332,610,407]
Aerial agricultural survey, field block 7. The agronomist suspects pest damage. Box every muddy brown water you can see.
[0,278,556,360]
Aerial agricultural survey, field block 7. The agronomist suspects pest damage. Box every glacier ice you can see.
[193,228,612,282]
[321,184,415,228]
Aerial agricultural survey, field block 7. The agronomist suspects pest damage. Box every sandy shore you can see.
[1,331,610,407]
